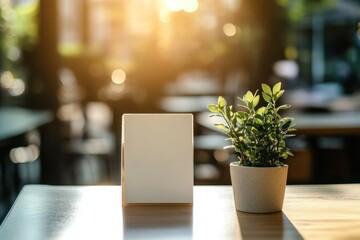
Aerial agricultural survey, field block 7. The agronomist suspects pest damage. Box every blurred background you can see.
[1,0,360,221]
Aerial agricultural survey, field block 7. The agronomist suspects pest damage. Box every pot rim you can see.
[230,161,288,169]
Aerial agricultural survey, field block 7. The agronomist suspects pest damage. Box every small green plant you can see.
[208,82,296,167]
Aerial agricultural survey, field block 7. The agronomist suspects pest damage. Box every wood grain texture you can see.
[283,184,360,240]
[0,184,359,239]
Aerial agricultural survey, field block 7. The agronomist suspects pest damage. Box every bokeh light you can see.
[10,144,40,164]
[165,0,183,12]
[1,71,14,89]
[0,71,26,96]
[223,23,237,37]
[8,79,25,96]
[273,60,299,79]
[183,0,199,13]
[111,69,126,85]
[7,46,21,62]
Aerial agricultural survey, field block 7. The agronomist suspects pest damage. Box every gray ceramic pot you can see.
[230,162,288,213]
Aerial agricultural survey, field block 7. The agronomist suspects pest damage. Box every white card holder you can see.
[121,114,193,205]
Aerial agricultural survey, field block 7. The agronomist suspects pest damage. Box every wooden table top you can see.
[0,184,359,239]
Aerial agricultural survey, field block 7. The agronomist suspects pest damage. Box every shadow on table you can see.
[122,206,193,239]
[237,211,303,240]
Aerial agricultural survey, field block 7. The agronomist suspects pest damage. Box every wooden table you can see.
[1,184,360,239]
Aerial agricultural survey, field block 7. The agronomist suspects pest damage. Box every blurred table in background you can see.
[0,107,53,219]
[197,111,360,183]
[291,112,360,135]
[0,107,52,141]
[291,112,360,183]
[159,96,218,113]
[197,111,360,136]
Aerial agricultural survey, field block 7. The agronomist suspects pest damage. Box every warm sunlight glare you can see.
[183,0,199,13]
[164,0,199,13]
[165,0,183,12]
[159,9,171,23]
[60,187,123,239]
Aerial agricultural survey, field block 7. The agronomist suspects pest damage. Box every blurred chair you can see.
[61,102,115,184]
[57,68,116,184]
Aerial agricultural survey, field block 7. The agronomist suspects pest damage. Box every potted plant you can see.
[207,82,296,213]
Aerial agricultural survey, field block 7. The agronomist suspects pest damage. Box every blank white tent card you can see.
[121,114,193,205]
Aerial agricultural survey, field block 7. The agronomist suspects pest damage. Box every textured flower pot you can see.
[230,162,288,213]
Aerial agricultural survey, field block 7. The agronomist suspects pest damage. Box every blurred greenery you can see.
[278,0,336,22]
[0,0,38,68]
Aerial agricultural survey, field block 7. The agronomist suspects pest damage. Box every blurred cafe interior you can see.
[0,0,360,221]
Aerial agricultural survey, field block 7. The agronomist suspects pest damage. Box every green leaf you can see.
[282,120,291,129]
[275,90,285,100]
[284,134,296,138]
[232,116,237,125]
[286,150,294,157]
[236,111,248,119]
[272,82,281,94]
[256,107,265,115]
[262,92,271,103]
[245,91,253,102]
[209,82,295,166]
[255,118,263,125]
[253,95,260,108]
[218,96,227,108]
[248,101,253,110]
[208,104,219,113]
[226,106,232,118]
[284,117,295,122]
[277,104,291,111]
[261,83,272,95]
[224,145,235,149]
[214,124,228,131]
[236,117,244,124]
[255,114,263,120]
